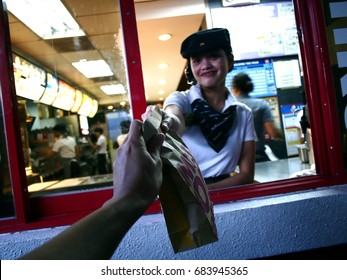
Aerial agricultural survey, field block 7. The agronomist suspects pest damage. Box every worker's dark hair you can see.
[232,72,254,95]
[53,124,67,133]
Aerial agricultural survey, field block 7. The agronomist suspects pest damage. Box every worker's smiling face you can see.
[190,49,232,89]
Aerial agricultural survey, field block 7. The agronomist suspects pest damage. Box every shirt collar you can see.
[189,84,239,110]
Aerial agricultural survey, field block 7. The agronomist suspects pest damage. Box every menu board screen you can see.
[70,89,83,112]
[211,2,298,61]
[273,59,301,89]
[226,58,277,98]
[13,55,46,101]
[40,73,58,105]
[78,94,93,116]
[89,100,98,118]
[52,80,76,111]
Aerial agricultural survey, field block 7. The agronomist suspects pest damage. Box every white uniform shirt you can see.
[164,84,256,178]
[52,136,76,159]
[96,134,107,154]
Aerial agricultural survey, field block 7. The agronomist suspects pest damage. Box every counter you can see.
[27,157,313,196]
[254,156,313,183]
[28,174,113,197]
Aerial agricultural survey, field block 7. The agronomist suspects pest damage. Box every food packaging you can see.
[143,106,218,253]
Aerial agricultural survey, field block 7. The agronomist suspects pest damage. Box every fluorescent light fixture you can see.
[100,84,126,95]
[72,59,113,78]
[5,0,85,39]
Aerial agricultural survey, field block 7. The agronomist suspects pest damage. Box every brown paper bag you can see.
[143,106,218,253]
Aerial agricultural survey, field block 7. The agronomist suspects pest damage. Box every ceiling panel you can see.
[7,0,205,107]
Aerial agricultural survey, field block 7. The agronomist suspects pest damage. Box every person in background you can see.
[143,28,256,190]
[52,124,80,179]
[117,120,131,146]
[232,72,283,162]
[89,127,108,174]
[84,133,98,175]
[20,120,165,260]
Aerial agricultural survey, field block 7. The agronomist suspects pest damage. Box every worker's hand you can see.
[112,120,164,207]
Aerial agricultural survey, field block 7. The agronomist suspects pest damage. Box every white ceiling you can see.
[7,0,206,108]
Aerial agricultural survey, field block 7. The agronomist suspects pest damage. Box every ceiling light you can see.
[107,105,114,110]
[159,79,167,85]
[100,84,126,95]
[73,60,113,78]
[158,33,172,41]
[5,0,85,40]
[158,63,169,70]
[158,89,165,95]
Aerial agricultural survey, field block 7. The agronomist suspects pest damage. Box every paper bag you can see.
[143,106,218,253]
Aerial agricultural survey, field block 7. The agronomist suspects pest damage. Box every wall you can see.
[0,184,346,260]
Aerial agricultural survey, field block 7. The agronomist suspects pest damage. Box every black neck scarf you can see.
[190,99,237,152]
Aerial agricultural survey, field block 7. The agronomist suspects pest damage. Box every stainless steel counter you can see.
[254,157,313,183]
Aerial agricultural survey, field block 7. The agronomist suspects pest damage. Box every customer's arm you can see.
[20,120,164,260]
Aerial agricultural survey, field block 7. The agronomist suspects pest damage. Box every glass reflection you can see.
[0,92,15,218]
[4,0,318,196]
[6,0,131,195]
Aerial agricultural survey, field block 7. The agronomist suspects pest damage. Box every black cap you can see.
[180,28,232,59]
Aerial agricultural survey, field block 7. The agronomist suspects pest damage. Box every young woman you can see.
[143,28,256,190]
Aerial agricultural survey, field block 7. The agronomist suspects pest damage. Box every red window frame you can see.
[0,0,346,234]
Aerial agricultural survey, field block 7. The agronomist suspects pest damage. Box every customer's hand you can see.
[142,105,181,134]
[113,120,165,206]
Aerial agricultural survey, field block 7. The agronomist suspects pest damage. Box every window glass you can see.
[0,0,344,232]
[135,0,316,187]
[5,0,131,196]
[0,92,15,219]
[320,0,347,170]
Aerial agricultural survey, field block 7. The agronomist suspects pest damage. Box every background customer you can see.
[232,72,282,162]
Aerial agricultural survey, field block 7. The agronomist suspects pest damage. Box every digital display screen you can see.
[273,59,302,88]
[78,94,93,116]
[70,89,83,113]
[40,73,58,105]
[13,55,46,101]
[52,80,76,111]
[226,58,277,98]
[211,2,298,61]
